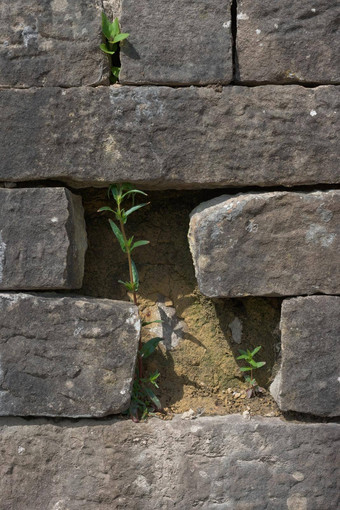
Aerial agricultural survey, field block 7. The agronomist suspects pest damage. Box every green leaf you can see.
[251,346,262,357]
[142,319,163,327]
[97,206,115,213]
[125,203,149,217]
[111,66,120,79]
[122,189,148,199]
[143,387,162,410]
[149,370,160,387]
[131,259,139,290]
[112,17,120,37]
[99,43,116,55]
[112,33,130,43]
[109,219,126,252]
[118,280,134,291]
[101,12,113,40]
[238,349,247,356]
[240,367,252,372]
[140,337,162,359]
[255,361,266,368]
[108,184,119,200]
[236,354,248,360]
[249,359,260,368]
[131,240,150,251]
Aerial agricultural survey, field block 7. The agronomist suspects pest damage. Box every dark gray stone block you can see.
[0,188,87,290]
[0,293,140,417]
[271,296,340,417]
[0,415,338,509]
[0,0,107,87]
[0,86,339,188]
[237,0,340,84]
[119,0,233,85]
[188,191,340,297]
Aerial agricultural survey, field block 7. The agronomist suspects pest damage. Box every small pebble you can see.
[181,409,195,420]
[233,392,241,399]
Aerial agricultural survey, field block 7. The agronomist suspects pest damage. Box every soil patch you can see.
[78,189,282,418]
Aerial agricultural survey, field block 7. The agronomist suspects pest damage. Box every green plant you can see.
[98,183,163,422]
[237,346,266,398]
[100,13,129,83]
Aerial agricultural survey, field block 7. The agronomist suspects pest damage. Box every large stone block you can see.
[0,0,107,87]
[271,296,340,417]
[0,85,339,188]
[0,415,338,509]
[119,0,233,85]
[188,191,340,297]
[0,293,140,417]
[236,0,340,84]
[0,188,87,290]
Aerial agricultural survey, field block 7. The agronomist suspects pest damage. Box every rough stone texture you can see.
[0,293,140,417]
[188,191,340,297]
[0,0,107,88]
[0,415,338,509]
[271,296,340,417]
[0,85,339,188]
[236,0,340,84]
[0,188,87,290]
[119,0,232,85]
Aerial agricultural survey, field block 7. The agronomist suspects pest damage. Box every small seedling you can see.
[237,346,266,398]
[100,13,129,83]
[98,183,163,422]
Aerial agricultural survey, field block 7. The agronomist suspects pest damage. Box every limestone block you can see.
[0,85,339,188]
[0,0,107,87]
[0,415,338,509]
[119,0,232,85]
[0,188,87,290]
[237,0,340,84]
[270,296,340,417]
[0,293,140,417]
[188,191,340,297]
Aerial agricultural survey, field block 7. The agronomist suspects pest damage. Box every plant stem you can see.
[118,207,143,379]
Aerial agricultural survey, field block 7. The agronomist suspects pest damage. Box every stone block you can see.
[119,0,233,85]
[0,293,140,417]
[237,0,340,84]
[0,85,339,188]
[0,415,338,509]
[0,0,107,87]
[188,191,340,297]
[270,296,340,417]
[0,188,87,290]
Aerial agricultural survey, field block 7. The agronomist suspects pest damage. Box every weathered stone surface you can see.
[0,0,107,87]
[236,0,340,84]
[0,415,338,509]
[1,85,339,188]
[271,296,340,417]
[0,188,87,290]
[188,191,340,297]
[119,0,232,85]
[0,293,140,417]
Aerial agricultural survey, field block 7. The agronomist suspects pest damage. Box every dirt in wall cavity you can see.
[78,188,282,418]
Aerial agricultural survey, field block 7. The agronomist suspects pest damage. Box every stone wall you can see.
[0,1,339,508]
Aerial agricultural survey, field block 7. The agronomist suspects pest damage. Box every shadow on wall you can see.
[77,188,281,409]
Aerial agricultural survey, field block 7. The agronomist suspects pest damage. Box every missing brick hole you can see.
[74,188,282,418]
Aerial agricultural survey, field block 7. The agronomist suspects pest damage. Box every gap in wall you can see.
[77,187,282,417]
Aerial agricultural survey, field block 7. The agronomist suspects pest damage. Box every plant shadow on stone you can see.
[98,183,164,421]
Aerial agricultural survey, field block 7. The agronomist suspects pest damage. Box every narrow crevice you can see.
[1,82,339,91]
[1,181,340,195]
[231,0,239,83]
